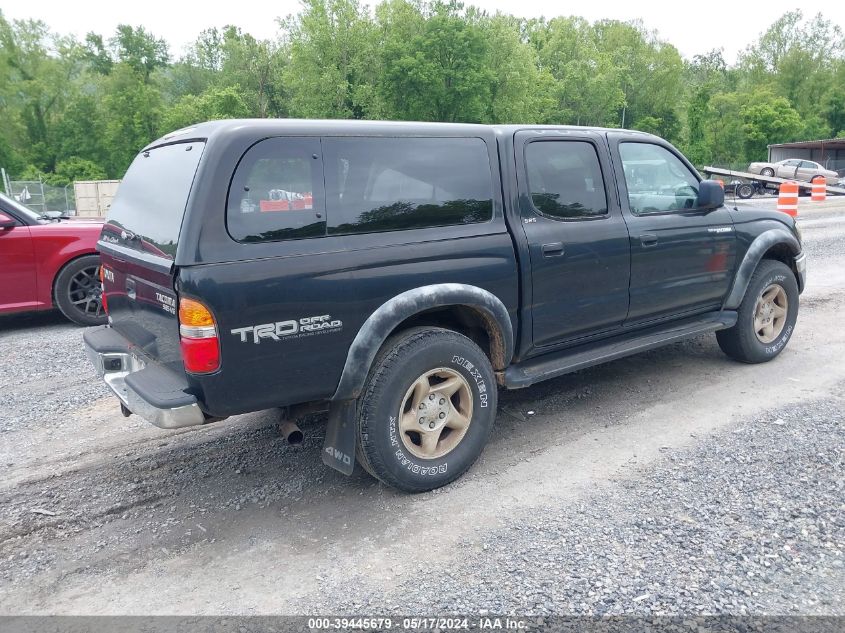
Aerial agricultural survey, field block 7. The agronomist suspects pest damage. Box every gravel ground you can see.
[0,312,109,434]
[0,204,844,617]
[316,395,844,616]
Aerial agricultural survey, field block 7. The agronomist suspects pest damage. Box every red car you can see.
[0,192,106,326]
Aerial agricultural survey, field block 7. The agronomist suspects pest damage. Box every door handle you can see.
[640,234,658,247]
[541,242,565,257]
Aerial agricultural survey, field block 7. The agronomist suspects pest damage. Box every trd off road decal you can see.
[231,314,342,344]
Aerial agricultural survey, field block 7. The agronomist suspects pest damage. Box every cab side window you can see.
[619,142,700,215]
[227,137,325,242]
[524,141,608,220]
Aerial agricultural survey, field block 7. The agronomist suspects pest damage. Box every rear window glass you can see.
[323,137,493,235]
[227,137,325,242]
[103,142,204,259]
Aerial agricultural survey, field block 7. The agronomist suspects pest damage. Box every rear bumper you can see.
[83,326,206,429]
[795,252,807,292]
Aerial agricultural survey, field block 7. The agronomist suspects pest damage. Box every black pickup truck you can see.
[84,120,806,492]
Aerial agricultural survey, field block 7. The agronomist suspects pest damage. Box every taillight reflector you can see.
[180,337,221,374]
[178,297,219,373]
[99,266,108,314]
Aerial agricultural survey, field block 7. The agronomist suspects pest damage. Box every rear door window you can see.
[323,137,493,235]
[227,137,325,242]
[524,141,608,219]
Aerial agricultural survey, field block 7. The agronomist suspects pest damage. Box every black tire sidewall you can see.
[54,255,106,326]
[737,184,754,199]
[359,329,496,491]
[738,262,799,362]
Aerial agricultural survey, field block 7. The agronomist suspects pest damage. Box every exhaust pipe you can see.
[279,420,304,446]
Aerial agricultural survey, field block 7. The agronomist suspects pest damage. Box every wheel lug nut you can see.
[429,422,435,429]
[439,398,445,405]
[429,394,435,400]
[419,418,424,424]
[419,404,424,409]
[439,412,446,419]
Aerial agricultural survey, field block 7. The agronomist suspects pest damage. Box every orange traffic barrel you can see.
[777,181,799,217]
[811,175,826,202]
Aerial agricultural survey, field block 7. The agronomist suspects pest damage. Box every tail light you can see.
[178,297,220,373]
[98,266,109,314]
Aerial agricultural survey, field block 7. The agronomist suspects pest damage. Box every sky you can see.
[3,0,844,64]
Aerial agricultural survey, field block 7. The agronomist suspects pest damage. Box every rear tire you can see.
[54,254,107,326]
[356,327,497,492]
[717,260,798,363]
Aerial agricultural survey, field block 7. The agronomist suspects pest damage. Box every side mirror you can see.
[0,212,16,229]
[697,180,725,211]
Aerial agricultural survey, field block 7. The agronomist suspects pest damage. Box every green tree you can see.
[378,0,493,122]
[0,14,83,171]
[821,85,845,136]
[110,25,169,82]
[591,20,684,141]
[161,85,251,130]
[705,92,747,166]
[479,15,554,123]
[217,26,285,117]
[283,0,382,119]
[55,94,108,170]
[530,17,624,126]
[740,11,844,136]
[100,64,164,175]
[41,157,108,186]
[741,91,803,160]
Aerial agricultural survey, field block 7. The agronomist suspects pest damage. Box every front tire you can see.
[736,183,754,199]
[54,254,107,326]
[761,168,775,177]
[356,327,497,492]
[717,260,799,363]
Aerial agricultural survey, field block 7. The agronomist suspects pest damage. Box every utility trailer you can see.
[701,166,845,198]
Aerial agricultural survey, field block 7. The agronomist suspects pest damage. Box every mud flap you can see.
[322,399,357,475]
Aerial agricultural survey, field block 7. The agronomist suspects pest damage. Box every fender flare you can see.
[723,229,800,310]
[331,283,514,402]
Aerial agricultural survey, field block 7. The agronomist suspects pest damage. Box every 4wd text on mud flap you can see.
[324,446,352,466]
[231,314,342,344]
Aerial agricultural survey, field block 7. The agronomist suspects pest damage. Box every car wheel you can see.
[716,260,798,364]
[760,168,775,177]
[737,183,754,199]
[54,254,107,326]
[356,327,497,492]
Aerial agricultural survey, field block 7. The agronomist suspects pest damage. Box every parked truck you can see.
[84,120,806,492]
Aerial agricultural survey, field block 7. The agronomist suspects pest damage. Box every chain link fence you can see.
[1,172,76,215]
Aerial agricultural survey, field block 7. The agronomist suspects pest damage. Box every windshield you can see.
[0,191,44,222]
